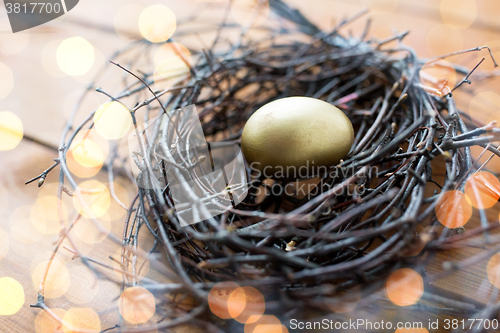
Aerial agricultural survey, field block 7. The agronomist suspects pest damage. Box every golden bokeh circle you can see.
[73,180,111,219]
[0,111,23,151]
[0,277,24,315]
[71,138,105,168]
[208,281,240,319]
[35,308,66,333]
[487,253,500,288]
[94,102,132,140]
[244,315,288,333]
[56,37,95,76]
[435,190,472,229]
[464,171,500,209]
[67,155,101,179]
[385,268,424,306]
[139,5,177,43]
[119,286,156,324]
[153,59,190,88]
[227,286,265,324]
[63,308,101,333]
[419,60,457,97]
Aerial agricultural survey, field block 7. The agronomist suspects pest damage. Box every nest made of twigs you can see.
[30,0,500,331]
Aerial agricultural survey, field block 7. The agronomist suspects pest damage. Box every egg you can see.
[241,96,354,179]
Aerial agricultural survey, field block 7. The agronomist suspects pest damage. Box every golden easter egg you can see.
[241,96,354,179]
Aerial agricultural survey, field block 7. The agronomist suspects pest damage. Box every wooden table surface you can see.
[1,0,500,332]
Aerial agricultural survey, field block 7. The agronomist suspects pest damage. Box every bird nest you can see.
[28,0,500,331]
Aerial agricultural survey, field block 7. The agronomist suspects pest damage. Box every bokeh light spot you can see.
[385,268,424,306]
[70,138,105,168]
[32,259,70,299]
[419,60,457,97]
[435,190,472,229]
[56,37,95,76]
[35,308,66,333]
[67,131,109,179]
[244,315,288,333]
[0,276,24,316]
[73,180,111,219]
[227,286,265,324]
[63,308,100,333]
[440,0,477,29]
[0,62,14,99]
[0,277,24,315]
[464,171,500,209]
[208,281,240,319]
[0,111,23,151]
[139,5,177,43]
[487,253,500,288]
[153,59,190,86]
[119,286,156,324]
[231,0,270,27]
[94,102,132,140]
